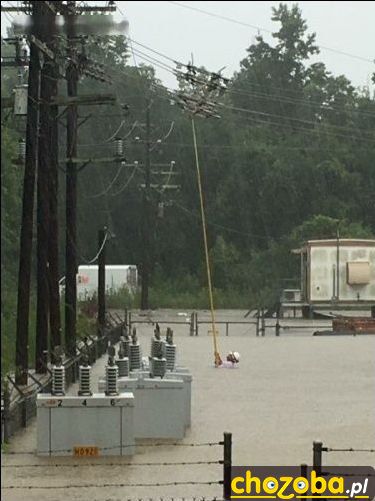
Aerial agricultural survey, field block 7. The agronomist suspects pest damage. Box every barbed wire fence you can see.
[1,433,232,499]
[313,440,375,478]
[2,436,375,498]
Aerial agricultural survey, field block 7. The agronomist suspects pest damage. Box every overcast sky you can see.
[115,1,375,91]
[2,1,374,91]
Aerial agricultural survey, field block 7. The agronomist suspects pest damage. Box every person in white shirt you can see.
[218,351,240,368]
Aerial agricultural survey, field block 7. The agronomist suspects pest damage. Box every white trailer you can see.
[76,265,138,301]
[60,265,138,301]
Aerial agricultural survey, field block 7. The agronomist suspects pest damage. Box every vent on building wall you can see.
[346,262,370,285]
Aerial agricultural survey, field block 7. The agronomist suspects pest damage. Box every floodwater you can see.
[2,309,375,501]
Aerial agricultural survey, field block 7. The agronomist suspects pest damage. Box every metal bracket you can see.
[29,35,55,60]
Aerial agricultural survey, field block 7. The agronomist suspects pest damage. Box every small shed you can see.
[288,239,375,316]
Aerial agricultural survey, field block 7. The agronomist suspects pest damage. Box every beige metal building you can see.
[282,239,375,317]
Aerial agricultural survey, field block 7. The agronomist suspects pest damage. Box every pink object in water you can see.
[218,361,238,369]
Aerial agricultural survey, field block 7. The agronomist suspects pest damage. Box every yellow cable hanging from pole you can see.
[191,118,222,367]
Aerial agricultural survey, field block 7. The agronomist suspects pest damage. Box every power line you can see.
[84,164,125,198]
[167,1,374,63]
[119,48,375,139]
[120,35,375,109]
[174,202,279,241]
[218,102,375,138]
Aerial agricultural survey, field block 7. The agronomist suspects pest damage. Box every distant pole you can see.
[140,97,151,310]
[15,1,42,384]
[98,227,107,335]
[261,309,266,336]
[275,315,280,337]
[65,0,78,357]
[336,224,340,302]
[35,3,56,373]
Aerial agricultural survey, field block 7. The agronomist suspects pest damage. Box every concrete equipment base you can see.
[37,393,135,456]
[98,376,186,439]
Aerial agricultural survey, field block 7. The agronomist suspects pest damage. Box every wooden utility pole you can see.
[35,3,56,374]
[48,2,61,354]
[64,0,116,355]
[65,0,79,357]
[15,1,42,384]
[98,228,107,335]
[140,98,151,310]
[138,98,179,310]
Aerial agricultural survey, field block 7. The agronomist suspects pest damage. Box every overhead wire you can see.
[109,163,140,197]
[121,34,375,121]
[83,163,125,199]
[120,50,375,143]
[166,1,374,63]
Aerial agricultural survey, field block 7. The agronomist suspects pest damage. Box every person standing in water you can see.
[218,351,240,368]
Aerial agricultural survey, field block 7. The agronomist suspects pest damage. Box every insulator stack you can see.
[78,365,92,396]
[165,343,177,371]
[150,357,167,378]
[151,337,165,358]
[105,364,119,396]
[116,357,129,377]
[121,337,130,358]
[129,343,141,371]
[18,139,26,161]
[52,365,65,396]
[114,138,124,157]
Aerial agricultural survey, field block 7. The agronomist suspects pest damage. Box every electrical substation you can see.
[36,326,192,456]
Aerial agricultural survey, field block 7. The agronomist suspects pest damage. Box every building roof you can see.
[292,238,375,254]
[306,239,375,246]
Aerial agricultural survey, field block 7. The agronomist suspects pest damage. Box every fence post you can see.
[21,399,27,427]
[261,309,266,336]
[190,312,195,336]
[256,310,260,337]
[275,310,280,337]
[2,384,11,444]
[300,462,308,478]
[226,322,229,337]
[195,312,199,336]
[223,431,232,500]
[313,441,323,475]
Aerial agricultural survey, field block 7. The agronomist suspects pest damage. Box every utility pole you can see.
[14,2,42,384]
[138,98,179,310]
[63,0,117,355]
[140,98,152,310]
[98,227,107,335]
[48,1,61,354]
[3,0,118,375]
[35,2,56,374]
[65,0,78,358]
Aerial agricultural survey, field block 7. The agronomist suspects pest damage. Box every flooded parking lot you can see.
[2,310,375,501]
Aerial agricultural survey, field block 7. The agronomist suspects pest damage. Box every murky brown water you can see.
[2,310,374,501]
